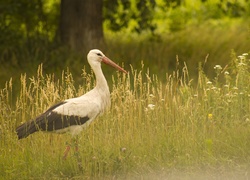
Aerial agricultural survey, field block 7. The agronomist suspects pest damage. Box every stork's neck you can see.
[93,64,109,93]
[92,64,111,113]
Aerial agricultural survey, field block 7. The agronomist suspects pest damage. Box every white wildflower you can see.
[120,147,127,152]
[147,104,155,110]
[238,55,245,60]
[214,65,222,70]
[149,94,154,98]
[238,62,246,66]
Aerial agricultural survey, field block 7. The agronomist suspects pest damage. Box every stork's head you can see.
[87,49,127,74]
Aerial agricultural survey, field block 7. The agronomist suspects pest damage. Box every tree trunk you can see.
[60,0,104,52]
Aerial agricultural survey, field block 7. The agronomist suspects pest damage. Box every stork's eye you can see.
[96,53,102,56]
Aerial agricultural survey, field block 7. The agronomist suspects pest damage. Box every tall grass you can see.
[0,52,250,179]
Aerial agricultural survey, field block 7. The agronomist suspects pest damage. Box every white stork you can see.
[16,49,127,159]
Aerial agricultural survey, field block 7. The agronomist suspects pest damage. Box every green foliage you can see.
[1,0,250,48]
[104,0,156,33]
[0,0,59,49]
[0,19,249,92]
[0,51,250,178]
[0,0,249,74]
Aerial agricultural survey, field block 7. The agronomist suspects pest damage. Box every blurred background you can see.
[0,0,249,89]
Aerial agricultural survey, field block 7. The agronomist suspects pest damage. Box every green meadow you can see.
[0,46,249,179]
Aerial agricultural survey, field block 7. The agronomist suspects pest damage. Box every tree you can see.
[59,0,104,52]
[104,0,156,34]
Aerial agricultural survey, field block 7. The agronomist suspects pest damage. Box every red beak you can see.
[102,56,127,74]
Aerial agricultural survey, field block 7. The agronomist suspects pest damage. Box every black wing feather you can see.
[16,101,89,139]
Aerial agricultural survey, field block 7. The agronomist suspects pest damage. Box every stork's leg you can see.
[62,137,83,171]
[63,143,71,160]
[73,136,83,172]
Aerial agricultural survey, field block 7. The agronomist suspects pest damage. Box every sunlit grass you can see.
[0,53,250,179]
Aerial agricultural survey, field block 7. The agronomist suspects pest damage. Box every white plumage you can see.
[16,49,127,139]
[53,88,109,135]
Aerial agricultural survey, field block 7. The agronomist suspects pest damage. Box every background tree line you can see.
[1,0,249,53]
[0,0,249,88]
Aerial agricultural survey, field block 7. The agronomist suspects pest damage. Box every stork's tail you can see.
[16,121,38,140]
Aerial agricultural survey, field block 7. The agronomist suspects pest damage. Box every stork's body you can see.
[16,49,127,140]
